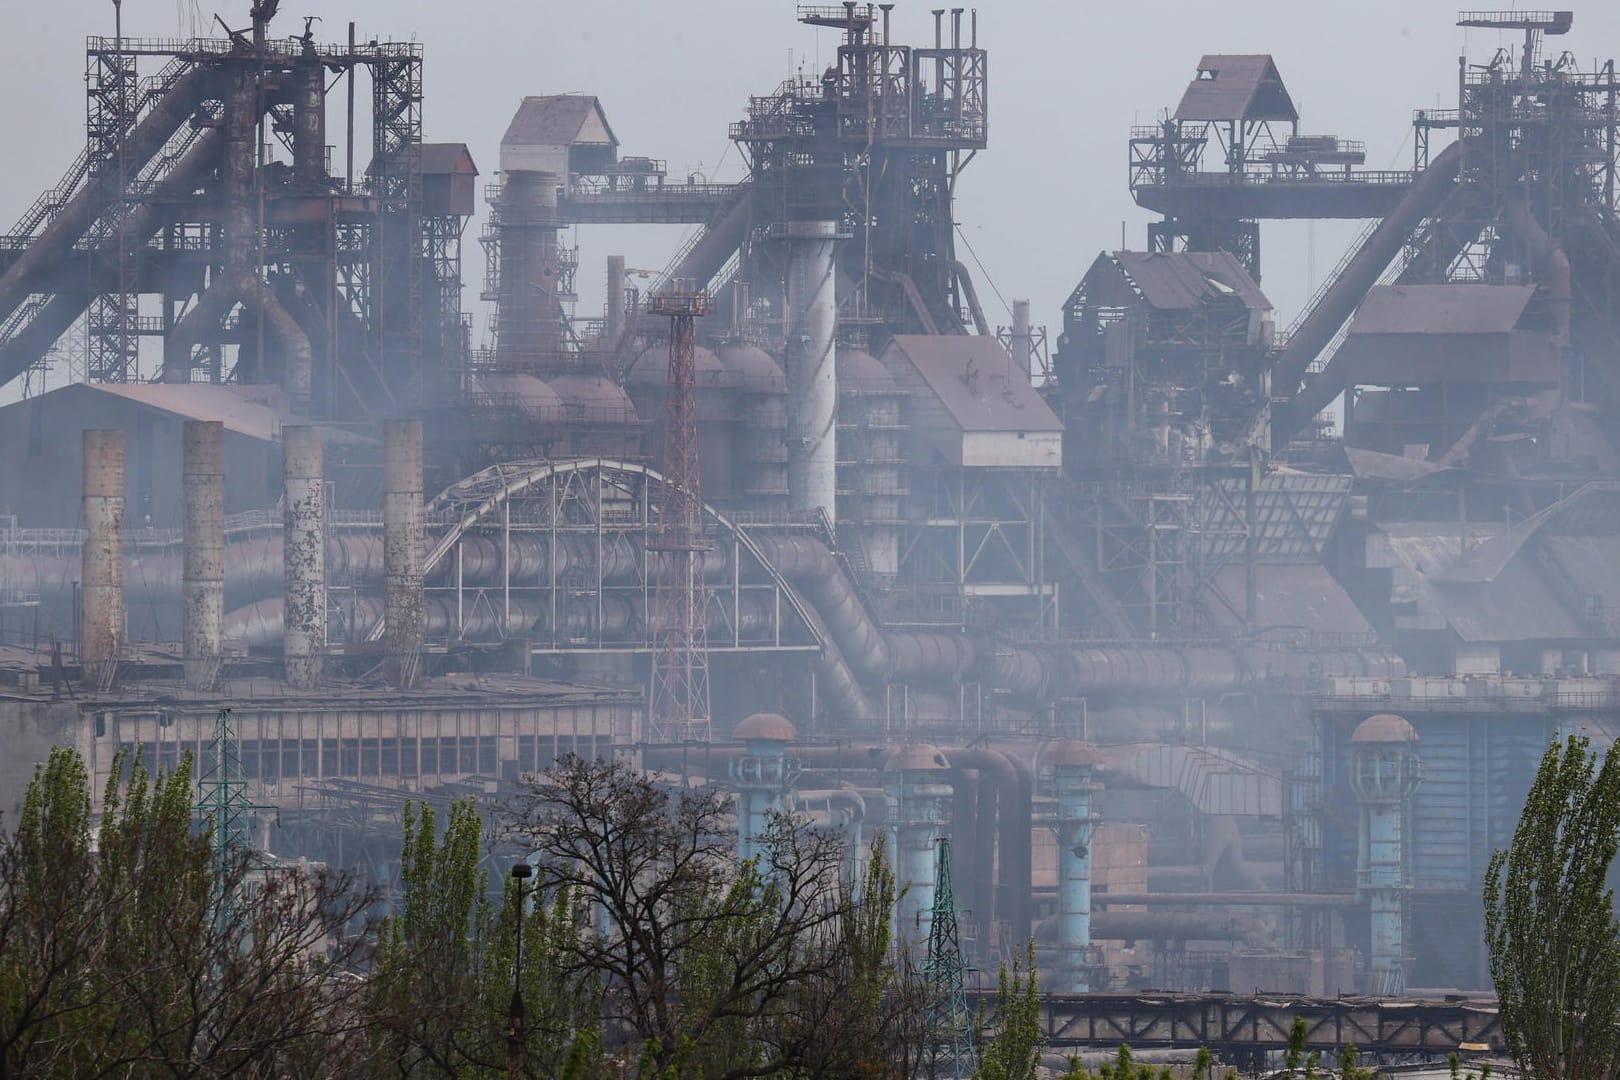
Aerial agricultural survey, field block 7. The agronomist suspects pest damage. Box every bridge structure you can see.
[1013,993,1502,1056]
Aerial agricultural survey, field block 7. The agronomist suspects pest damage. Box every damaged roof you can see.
[1090,251,1271,312]
[1174,55,1299,124]
[881,336,1063,433]
[1348,284,1538,336]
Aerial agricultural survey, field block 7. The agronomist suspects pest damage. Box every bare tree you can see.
[509,755,881,1079]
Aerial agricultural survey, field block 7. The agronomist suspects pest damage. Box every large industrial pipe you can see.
[383,419,425,687]
[941,747,1032,944]
[182,421,225,689]
[282,425,325,688]
[1039,910,1273,948]
[783,221,840,521]
[292,44,327,190]
[1011,298,1034,381]
[0,66,221,328]
[1275,141,1463,442]
[80,430,125,684]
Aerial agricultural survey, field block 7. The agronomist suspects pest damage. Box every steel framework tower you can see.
[647,288,714,743]
[194,706,266,931]
[924,836,973,1079]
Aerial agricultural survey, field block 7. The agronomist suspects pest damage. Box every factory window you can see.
[438,738,457,773]
[400,741,418,777]
[341,739,359,776]
[282,744,300,778]
[362,741,379,777]
[238,740,258,779]
[459,738,478,773]
[381,738,399,776]
[479,736,496,774]
[302,741,319,778]
[518,735,536,771]
[321,738,339,776]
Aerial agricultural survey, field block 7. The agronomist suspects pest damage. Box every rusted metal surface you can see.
[1173,55,1299,123]
[80,429,124,687]
[182,420,224,689]
[282,425,325,689]
[1025,992,1502,1053]
[1107,251,1271,312]
[383,419,424,688]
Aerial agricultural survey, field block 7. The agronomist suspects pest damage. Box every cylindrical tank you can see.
[282,425,325,689]
[1053,740,1101,993]
[1350,713,1422,996]
[883,744,952,953]
[730,713,800,866]
[783,221,840,521]
[182,421,225,689]
[383,419,424,687]
[80,429,125,681]
[718,342,789,511]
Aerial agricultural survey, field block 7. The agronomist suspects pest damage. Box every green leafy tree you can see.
[368,798,600,1077]
[975,942,1044,1080]
[1485,734,1620,1080]
[0,746,371,1077]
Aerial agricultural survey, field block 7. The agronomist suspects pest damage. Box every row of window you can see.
[124,734,613,785]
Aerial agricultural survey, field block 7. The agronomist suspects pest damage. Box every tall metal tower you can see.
[924,837,973,1079]
[195,707,267,930]
[647,287,714,743]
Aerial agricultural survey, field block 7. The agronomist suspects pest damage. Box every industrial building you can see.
[0,0,1615,1005]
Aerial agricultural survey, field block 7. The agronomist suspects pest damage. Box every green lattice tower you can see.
[924,836,974,1079]
[194,707,268,934]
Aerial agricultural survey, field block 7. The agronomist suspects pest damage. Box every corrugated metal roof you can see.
[76,383,355,443]
[501,95,619,150]
[1104,250,1271,312]
[1431,559,1582,642]
[881,336,1063,433]
[1348,284,1537,336]
[1174,55,1299,123]
[419,142,478,175]
[1344,446,1461,484]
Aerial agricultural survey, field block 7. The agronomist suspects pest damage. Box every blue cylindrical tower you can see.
[883,744,953,953]
[1053,739,1102,993]
[729,713,800,865]
[1349,713,1422,996]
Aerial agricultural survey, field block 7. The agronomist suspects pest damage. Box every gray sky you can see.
[6,1,1620,370]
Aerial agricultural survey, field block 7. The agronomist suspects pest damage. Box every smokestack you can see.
[383,419,424,688]
[606,254,626,348]
[80,429,125,687]
[282,425,326,689]
[783,221,840,522]
[495,170,564,367]
[292,47,326,189]
[183,420,225,689]
[1011,298,1034,381]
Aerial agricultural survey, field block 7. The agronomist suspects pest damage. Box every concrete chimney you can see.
[383,419,424,688]
[783,221,840,522]
[1011,298,1034,381]
[183,420,225,689]
[282,425,326,689]
[80,429,125,686]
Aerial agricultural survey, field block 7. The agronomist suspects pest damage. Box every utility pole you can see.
[646,286,714,743]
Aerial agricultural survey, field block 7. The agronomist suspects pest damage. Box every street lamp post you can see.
[508,862,533,1080]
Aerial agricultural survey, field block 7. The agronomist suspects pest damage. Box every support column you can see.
[81,429,125,686]
[183,420,224,689]
[384,419,424,688]
[1055,740,1102,993]
[884,744,952,954]
[282,425,326,689]
[783,221,840,522]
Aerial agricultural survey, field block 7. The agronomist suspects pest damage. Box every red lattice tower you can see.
[646,288,714,743]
